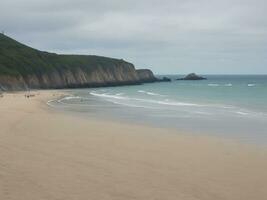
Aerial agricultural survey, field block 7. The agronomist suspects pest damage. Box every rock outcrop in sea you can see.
[176,73,206,80]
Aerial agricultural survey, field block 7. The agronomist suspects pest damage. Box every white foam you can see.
[90,92,128,100]
[151,100,200,107]
[224,83,232,87]
[138,90,165,96]
[248,84,256,87]
[47,97,77,107]
[236,111,249,115]
[193,111,212,115]
[222,106,235,109]
[57,96,82,104]
[46,99,57,107]
[138,90,146,93]
[110,100,154,108]
[90,91,201,107]
[62,96,82,100]
[133,98,202,107]
[146,92,160,96]
[208,83,219,87]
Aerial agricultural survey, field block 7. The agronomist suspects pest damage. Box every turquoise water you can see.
[49,75,267,144]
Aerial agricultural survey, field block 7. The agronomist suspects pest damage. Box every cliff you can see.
[0,34,158,91]
[136,69,158,83]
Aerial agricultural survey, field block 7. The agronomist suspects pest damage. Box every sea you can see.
[48,75,267,145]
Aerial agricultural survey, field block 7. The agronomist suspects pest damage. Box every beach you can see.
[52,76,267,144]
[0,90,267,200]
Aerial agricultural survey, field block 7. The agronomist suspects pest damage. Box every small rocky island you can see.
[158,77,171,82]
[176,73,207,80]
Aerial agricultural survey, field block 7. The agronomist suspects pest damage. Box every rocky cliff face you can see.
[0,64,158,91]
[0,34,160,91]
[136,69,158,83]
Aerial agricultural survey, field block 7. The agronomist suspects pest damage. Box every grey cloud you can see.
[1,0,267,74]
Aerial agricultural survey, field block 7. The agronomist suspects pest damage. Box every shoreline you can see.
[49,89,267,146]
[1,90,267,199]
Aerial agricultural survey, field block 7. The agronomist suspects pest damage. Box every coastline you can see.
[0,90,267,199]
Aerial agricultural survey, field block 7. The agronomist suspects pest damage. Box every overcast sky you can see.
[1,0,267,74]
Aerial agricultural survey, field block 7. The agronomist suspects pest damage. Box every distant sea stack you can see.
[177,73,207,80]
[0,33,167,91]
[159,77,171,82]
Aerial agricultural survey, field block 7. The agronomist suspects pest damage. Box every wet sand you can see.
[0,91,267,200]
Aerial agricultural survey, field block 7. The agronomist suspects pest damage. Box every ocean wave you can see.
[46,99,57,107]
[193,111,212,115]
[208,83,219,87]
[208,83,233,87]
[90,92,128,100]
[248,84,256,87]
[110,100,155,108]
[150,99,200,107]
[224,83,232,87]
[46,96,81,107]
[222,106,235,109]
[138,90,165,96]
[90,91,201,107]
[57,96,83,104]
[61,96,82,100]
[236,111,249,115]
[72,92,244,113]
[138,90,146,93]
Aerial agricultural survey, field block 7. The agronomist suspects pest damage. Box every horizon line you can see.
[154,73,267,76]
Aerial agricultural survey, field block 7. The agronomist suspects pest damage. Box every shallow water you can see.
[48,75,267,145]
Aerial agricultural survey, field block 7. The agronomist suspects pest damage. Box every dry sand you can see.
[0,91,267,200]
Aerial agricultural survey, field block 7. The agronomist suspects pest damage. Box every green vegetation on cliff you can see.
[0,33,132,77]
[0,34,159,90]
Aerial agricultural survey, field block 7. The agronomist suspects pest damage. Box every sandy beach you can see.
[0,90,267,200]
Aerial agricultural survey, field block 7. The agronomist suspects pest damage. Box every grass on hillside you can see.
[0,33,131,77]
